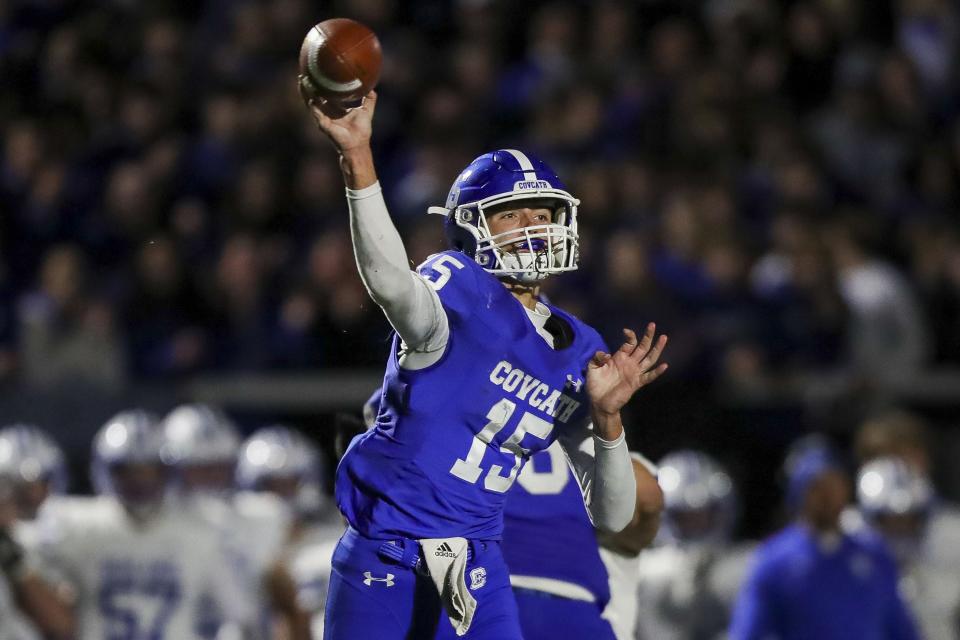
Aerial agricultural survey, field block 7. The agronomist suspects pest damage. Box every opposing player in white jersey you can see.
[237,426,344,640]
[855,457,960,640]
[161,404,309,640]
[854,410,960,574]
[0,423,74,639]
[635,450,754,640]
[0,471,74,640]
[35,410,244,639]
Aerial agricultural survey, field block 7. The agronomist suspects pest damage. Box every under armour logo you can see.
[469,567,486,591]
[565,374,583,392]
[362,571,395,587]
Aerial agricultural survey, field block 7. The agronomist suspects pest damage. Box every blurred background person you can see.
[0,424,69,528]
[237,425,344,640]
[636,450,754,640]
[162,403,307,640]
[0,472,73,640]
[595,454,664,640]
[0,424,69,639]
[854,409,960,572]
[730,444,918,640]
[824,214,931,385]
[16,245,126,391]
[856,457,960,640]
[35,410,245,639]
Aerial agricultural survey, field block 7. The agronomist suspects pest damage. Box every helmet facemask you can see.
[445,191,580,284]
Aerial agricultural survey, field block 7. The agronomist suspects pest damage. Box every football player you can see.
[0,473,72,639]
[35,410,245,639]
[854,410,960,573]
[302,89,668,639]
[0,424,69,524]
[505,445,662,640]
[856,457,960,640]
[361,391,663,640]
[0,423,71,638]
[729,445,918,640]
[236,426,344,639]
[635,450,754,640]
[161,404,309,640]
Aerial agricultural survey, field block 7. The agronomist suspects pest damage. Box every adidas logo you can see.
[434,542,457,558]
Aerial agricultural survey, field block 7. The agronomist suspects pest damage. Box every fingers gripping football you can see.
[300,86,377,154]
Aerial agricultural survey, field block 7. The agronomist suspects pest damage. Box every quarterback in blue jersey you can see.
[302,88,668,640]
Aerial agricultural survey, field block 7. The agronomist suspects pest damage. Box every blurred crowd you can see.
[3,0,960,391]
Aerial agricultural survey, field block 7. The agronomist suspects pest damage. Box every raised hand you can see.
[586,323,668,417]
[299,81,377,154]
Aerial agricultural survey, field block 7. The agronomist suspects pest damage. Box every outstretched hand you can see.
[298,78,376,154]
[587,323,668,417]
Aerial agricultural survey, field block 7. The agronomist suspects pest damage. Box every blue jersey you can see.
[730,524,918,640]
[502,444,611,607]
[336,250,604,540]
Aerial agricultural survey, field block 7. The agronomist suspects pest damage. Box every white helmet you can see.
[161,404,241,466]
[91,410,167,513]
[657,449,738,544]
[0,424,68,492]
[236,425,325,516]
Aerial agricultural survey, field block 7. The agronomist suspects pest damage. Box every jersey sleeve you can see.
[415,251,484,324]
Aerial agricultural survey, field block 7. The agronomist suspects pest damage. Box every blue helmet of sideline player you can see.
[0,424,68,519]
[427,149,580,284]
[857,456,933,564]
[657,449,738,545]
[92,410,167,517]
[236,425,325,517]
[161,403,241,496]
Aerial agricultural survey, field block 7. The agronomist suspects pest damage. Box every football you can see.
[299,18,382,104]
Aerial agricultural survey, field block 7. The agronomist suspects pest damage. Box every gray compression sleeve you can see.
[346,182,448,353]
[557,424,637,532]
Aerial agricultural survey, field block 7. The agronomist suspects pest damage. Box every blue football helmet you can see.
[657,450,738,544]
[427,149,580,283]
[236,425,325,516]
[91,410,166,502]
[0,424,68,493]
[161,403,241,466]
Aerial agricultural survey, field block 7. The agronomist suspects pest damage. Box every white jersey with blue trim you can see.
[34,496,245,640]
[0,521,44,640]
[183,491,292,637]
[635,542,755,640]
[285,515,345,640]
[337,250,605,540]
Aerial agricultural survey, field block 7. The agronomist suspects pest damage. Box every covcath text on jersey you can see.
[488,360,582,424]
